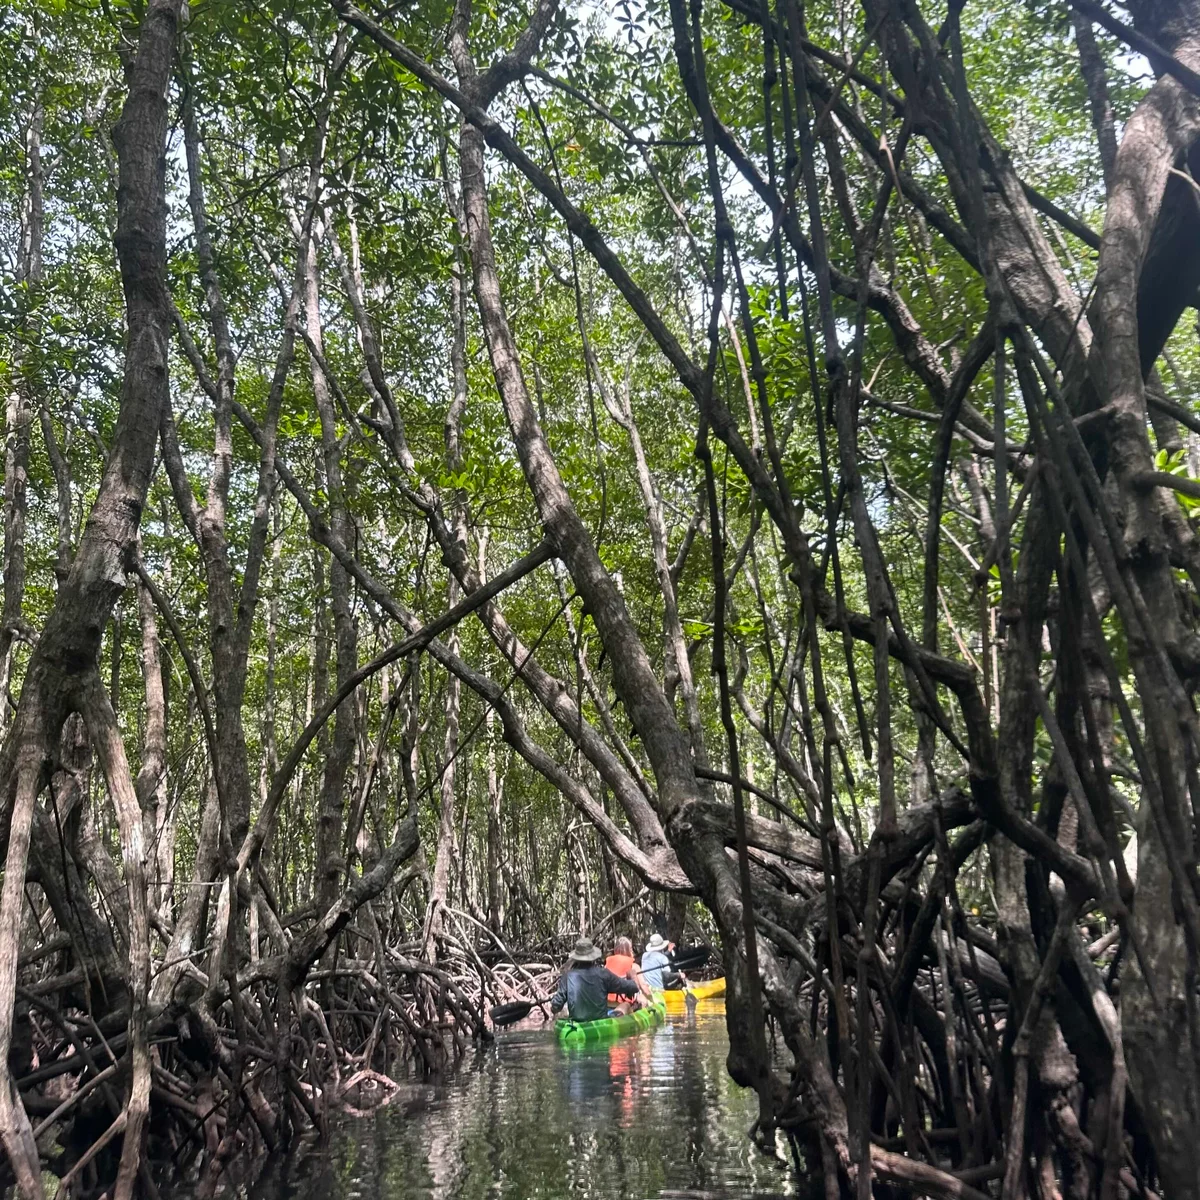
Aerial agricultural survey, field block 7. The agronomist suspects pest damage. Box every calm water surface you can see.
[258,1001,794,1200]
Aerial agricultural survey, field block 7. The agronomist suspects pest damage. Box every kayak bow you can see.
[556,1000,666,1044]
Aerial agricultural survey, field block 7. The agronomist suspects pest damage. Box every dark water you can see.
[257,1001,794,1199]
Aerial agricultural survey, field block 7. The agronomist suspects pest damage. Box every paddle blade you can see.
[489,1000,535,1027]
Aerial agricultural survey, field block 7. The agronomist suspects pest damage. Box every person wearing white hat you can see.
[549,937,639,1022]
[640,933,675,992]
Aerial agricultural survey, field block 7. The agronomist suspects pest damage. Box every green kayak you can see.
[555,1000,666,1044]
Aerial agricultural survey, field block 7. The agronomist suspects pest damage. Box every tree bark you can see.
[425,213,470,957]
[0,93,43,734]
[0,0,183,1190]
[1092,30,1200,1190]
[304,227,359,919]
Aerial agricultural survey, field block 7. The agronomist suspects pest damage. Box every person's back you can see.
[552,938,637,1022]
[605,952,634,977]
[641,934,673,991]
[604,936,638,1004]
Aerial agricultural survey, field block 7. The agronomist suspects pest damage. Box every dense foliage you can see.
[1,0,1199,1193]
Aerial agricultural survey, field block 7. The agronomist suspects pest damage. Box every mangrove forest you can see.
[1,0,1199,1192]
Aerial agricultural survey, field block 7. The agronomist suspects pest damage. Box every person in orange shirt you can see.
[604,936,650,1013]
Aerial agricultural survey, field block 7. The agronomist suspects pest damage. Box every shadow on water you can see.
[250,1001,795,1199]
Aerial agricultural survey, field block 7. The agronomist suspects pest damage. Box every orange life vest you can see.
[605,953,635,1002]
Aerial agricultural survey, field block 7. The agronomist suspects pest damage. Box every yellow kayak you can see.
[660,977,726,1012]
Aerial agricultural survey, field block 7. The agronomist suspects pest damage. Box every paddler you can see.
[605,936,653,1014]
[550,937,639,1022]
[640,933,683,992]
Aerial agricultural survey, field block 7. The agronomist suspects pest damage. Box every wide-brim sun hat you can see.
[568,937,603,963]
[645,934,668,953]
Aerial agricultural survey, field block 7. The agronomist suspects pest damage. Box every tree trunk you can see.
[0,0,183,1190]
[425,222,470,956]
[135,578,169,912]
[0,93,43,734]
[300,221,358,920]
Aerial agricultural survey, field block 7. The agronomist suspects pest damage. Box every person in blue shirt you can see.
[640,933,676,991]
[550,937,639,1022]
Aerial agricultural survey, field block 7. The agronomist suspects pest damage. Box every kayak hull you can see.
[661,977,727,1012]
[556,1000,666,1044]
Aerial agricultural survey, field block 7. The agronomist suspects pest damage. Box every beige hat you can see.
[568,937,603,963]
[645,933,668,953]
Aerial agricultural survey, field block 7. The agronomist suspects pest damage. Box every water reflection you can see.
[256,1001,793,1199]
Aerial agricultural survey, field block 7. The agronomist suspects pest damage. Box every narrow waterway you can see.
[254,1001,795,1199]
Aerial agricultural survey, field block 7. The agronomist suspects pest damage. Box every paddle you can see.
[489,999,548,1027]
[668,945,712,973]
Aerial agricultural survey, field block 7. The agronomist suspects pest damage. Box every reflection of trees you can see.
[424,1088,466,1199]
[286,1013,789,1198]
[483,1050,505,1193]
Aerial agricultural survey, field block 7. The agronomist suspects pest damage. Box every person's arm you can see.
[550,973,568,1015]
[667,944,686,986]
[630,963,652,998]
